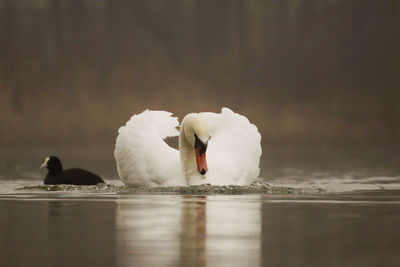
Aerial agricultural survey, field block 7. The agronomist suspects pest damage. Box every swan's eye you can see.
[194,134,207,154]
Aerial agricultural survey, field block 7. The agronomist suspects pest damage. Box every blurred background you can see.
[1,4,400,265]
[1,0,399,145]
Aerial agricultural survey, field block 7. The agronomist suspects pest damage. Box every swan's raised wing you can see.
[114,110,185,186]
[201,108,262,185]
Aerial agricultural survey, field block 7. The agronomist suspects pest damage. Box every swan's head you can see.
[182,113,210,175]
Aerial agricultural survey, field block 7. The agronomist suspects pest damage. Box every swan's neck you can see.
[179,126,201,185]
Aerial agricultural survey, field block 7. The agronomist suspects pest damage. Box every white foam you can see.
[265,176,400,193]
[1,176,400,195]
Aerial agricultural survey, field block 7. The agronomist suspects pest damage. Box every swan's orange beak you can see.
[195,147,207,175]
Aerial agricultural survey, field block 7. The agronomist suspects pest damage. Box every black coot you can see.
[40,156,105,185]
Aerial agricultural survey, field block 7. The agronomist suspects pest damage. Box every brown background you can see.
[1,0,399,145]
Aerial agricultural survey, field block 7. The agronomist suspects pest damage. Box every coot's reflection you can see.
[1,199,117,267]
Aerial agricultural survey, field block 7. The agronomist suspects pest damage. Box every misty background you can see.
[1,0,399,145]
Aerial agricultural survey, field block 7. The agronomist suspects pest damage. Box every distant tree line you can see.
[0,0,399,142]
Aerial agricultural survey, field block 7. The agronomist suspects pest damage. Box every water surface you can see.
[1,193,400,267]
[1,143,400,266]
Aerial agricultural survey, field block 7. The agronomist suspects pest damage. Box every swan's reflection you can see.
[205,195,261,267]
[180,196,207,267]
[115,195,182,266]
[116,195,261,267]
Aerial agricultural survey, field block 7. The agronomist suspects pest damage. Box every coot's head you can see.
[40,156,63,173]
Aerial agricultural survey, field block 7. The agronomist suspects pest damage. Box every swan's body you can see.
[114,108,261,186]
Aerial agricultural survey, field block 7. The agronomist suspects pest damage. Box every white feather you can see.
[114,108,262,186]
[200,108,262,185]
[114,110,185,186]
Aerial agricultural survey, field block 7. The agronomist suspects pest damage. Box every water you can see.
[1,143,400,266]
[1,193,400,267]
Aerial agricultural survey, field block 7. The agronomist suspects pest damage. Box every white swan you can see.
[114,107,262,186]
